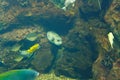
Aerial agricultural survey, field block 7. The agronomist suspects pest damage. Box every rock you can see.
[31,44,53,73]
[54,19,98,79]
[78,0,112,19]
[105,0,120,27]
[0,0,76,34]
[105,0,120,44]
[0,26,40,41]
[107,59,120,80]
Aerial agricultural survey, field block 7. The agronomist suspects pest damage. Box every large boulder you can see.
[54,19,99,79]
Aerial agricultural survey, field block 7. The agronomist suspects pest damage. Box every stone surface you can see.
[92,0,120,80]
[54,18,99,79]
[31,44,53,73]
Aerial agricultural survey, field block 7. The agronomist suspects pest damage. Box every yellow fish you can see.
[20,43,40,56]
[27,43,40,53]
[15,43,40,62]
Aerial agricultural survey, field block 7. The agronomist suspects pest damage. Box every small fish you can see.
[20,43,40,56]
[62,0,76,10]
[108,32,114,48]
[27,43,40,53]
[11,43,22,52]
[15,43,40,62]
[0,69,39,80]
[47,31,62,46]
[25,32,38,41]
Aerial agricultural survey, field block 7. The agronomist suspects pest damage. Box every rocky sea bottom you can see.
[36,72,77,80]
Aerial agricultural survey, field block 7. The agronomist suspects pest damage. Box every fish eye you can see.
[57,40,60,42]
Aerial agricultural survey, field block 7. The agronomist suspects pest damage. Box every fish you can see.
[25,32,38,41]
[108,32,114,48]
[11,43,22,52]
[20,43,40,56]
[27,43,40,53]
[47,31,62,46]
[14,43,40,62]
[0,69,39,80]
[62,0,76,10]
[25,32,43,41]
